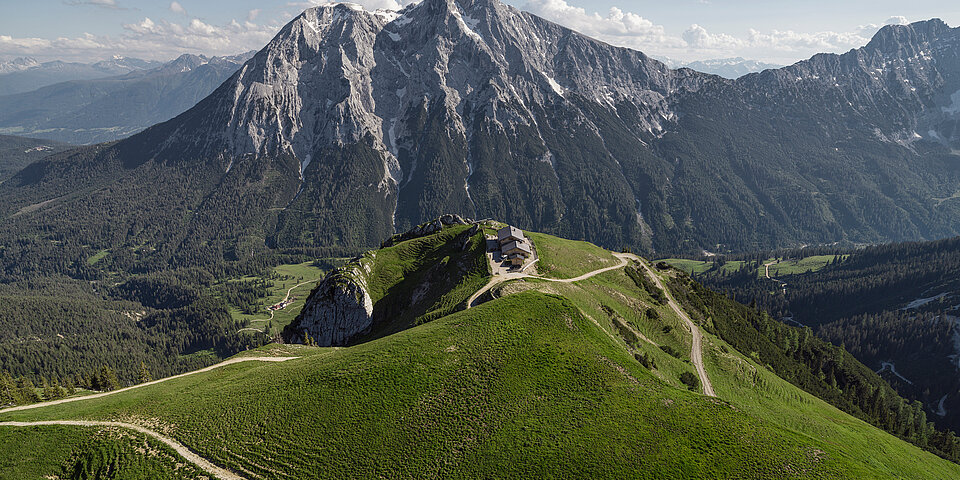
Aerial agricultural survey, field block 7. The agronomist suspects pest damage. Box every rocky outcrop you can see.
[381,214,472,247]
[287,255,375,346]
[289,215,482,346]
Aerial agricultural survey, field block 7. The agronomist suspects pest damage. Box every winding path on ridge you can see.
[466,254,631,308]
[468,252,715,397]
[764,260,788,294]
[0,357,299,480]
[629,255,716,397]
[0,357,299,414]
[0,420,245,480]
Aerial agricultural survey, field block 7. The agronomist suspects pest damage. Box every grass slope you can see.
[527,231,618,278]
[0,295,840,478]
[766,255,848,277]
[494,259,960,478]
[1,291,955,478]
[299,223,491,341]
[220,261,328,335]
[3,231,957,479]
[659,255,844,278]
[0,424,205,479]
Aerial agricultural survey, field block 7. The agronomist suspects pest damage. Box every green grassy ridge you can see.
[489,241,960,474]
[291,223,491,341]
[660,267,960,465]
[526,231,618,279]
[0,293,855,478]
[5,230,960,478]
[3,290,957,478]
[502,260,960,478]
[0,424,205,479]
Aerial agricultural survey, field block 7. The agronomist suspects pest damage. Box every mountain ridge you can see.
[0,52,254,144]
[0,55,164,95]
[2,1,960,276]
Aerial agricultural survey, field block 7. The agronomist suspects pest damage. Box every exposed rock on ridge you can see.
[381,214,472,247]
[288,254,376,346]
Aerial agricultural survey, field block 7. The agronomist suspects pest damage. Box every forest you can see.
[0,269,271,397]
[665,270,960,463]
[679,236,960,433]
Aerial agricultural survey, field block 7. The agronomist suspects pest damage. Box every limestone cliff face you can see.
[292,255,375,346]
[289,215,480,346]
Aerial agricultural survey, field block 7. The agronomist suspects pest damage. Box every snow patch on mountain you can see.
[542,72,564,96]
[0,57,41,74]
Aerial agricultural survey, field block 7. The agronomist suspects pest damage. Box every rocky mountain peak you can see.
[159,54,209,74]
[0,57,41,74]
[867,19,952,54]
[153,0,694,171]
[94,1,960,259]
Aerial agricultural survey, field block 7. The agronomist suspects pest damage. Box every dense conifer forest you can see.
[678,236,960,433]
[664,268,960,463]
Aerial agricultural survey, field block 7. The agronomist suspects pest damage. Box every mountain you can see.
[0,53,253,144]
[3,222,960,478]
[0,57,41,74]
[0,135,73,182]
[0,55,163,95]
[2,0,960,275]
[682,57,782,78]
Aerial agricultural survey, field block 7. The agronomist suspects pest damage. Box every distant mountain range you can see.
[0,53,253,144]
[676,57,783,79]
[1,0,960,276]
[0,56,163,95]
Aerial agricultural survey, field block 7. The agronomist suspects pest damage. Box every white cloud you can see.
[169,2,187,16]
[682,24,744,50]
[0,1,921,66]
[521,0,685,51]
[520,0,915,64]
[67,0,123,10]
[0,14,282,63]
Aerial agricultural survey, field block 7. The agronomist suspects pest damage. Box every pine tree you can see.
[98,366,120,391]
[138,362,153,384]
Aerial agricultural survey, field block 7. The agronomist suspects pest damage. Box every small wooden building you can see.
[502,240,533,265]
[497,225,526,246]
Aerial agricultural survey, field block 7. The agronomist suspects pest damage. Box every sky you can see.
[0,0,958,65]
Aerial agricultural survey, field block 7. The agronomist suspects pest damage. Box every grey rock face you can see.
[12,1,960,262]
[293,257,375,346]
[153,0,703,222]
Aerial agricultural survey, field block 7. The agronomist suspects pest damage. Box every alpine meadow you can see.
[3,0,960,478]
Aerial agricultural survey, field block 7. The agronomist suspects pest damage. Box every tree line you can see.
[665,270,960,464]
